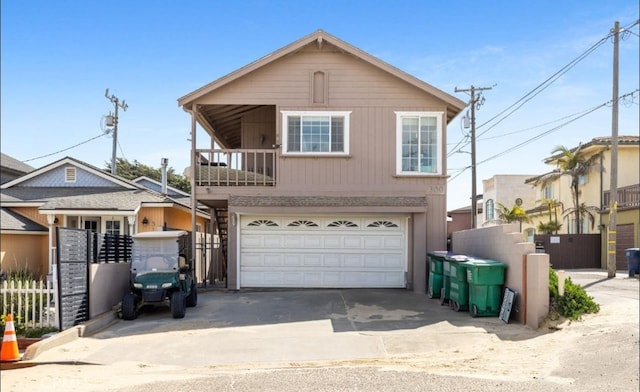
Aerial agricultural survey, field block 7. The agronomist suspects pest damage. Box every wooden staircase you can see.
[213,206,229,285]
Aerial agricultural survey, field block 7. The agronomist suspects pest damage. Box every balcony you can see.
[602,184,640,211]
[195,149,277,187]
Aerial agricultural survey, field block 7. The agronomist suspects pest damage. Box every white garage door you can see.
[240,215,408,288]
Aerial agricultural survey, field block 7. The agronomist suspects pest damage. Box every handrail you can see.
[195,149,277,187]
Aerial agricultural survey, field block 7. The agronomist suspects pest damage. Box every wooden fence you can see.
[1,279,57,328]
[534,234,601,269]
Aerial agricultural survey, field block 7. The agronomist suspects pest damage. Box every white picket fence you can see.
[1,279,57,328]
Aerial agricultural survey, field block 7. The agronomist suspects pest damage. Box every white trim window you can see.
[105,219,121,235]
[395,111,443,175]
[281,111,350,155]
[485,199,495,221]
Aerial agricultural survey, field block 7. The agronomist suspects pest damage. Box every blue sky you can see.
[1,1,638,210]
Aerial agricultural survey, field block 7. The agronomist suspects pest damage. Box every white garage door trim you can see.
[239,215,408,288]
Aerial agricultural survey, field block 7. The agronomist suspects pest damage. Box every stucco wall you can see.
[89,262,130,318]
[0,233,49,278]
[452,223,550,328]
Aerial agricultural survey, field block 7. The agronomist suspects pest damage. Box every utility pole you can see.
[455,85,492,228]
[104,89,128,175]
[607,21,620,278]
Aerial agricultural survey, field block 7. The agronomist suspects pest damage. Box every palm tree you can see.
[563,203,599,233]
[535,198,563,234]
[537,220,562,235]
[496,202,532,231]
[535,144,603,234]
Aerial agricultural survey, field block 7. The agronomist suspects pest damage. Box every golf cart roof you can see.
[132,230,188,239]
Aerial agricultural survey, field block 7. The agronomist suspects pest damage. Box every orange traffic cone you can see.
[1,314,21,362]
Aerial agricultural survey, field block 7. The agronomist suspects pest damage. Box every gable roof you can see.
[1,156,139,190]
[178,29,465,121]
[0,156,208,217]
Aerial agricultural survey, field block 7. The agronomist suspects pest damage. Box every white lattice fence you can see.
[1,279,57,328]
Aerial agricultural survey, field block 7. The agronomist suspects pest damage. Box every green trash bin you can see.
[465,259,507,317]
[441,255,468,306]
[446,255,471,312]
[427,251,449,298]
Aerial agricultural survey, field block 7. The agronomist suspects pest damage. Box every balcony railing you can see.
[602,184,640,211]
[195,149,277,187]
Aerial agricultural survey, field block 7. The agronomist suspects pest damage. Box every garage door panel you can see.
[264,236,283,247]
[284,236,304,247]
[304,237,323,248]
[240,215,407,288]
[303,255,322,266]
[241,254,263,267]
[324,236,342,248]
[283,255,304,267]
[343,237,363,248]
[264,255,282,267]
[242,236,263,248]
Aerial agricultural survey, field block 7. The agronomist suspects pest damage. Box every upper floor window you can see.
[542,184,554,199]
[395,112,443,175]
[578,174,588,185]
[281,111,350,155]
[485,199,495,220]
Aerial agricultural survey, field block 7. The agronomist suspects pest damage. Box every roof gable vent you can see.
[65,167,77,183]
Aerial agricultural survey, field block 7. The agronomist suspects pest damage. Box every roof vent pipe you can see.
[161,158,168,196]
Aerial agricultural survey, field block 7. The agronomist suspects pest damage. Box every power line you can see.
[447,89,639,182]
[475,89,639,166]
[24,133,107,162]
[447,25,615,158]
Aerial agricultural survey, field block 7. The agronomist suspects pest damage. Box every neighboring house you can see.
[178,30,465,291]
[1,152,34,184]
[446,196,483,250]
[480,174,536,238]
[0,156,211,278]
[526,136,639,269]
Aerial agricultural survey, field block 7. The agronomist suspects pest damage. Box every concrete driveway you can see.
[3,269,638,392]
[26,286,539,366]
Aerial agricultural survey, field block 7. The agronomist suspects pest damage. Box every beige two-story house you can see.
[526,136,639,269]
[178,30,465,291]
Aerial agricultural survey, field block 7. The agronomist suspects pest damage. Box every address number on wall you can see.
[425,185,446,195]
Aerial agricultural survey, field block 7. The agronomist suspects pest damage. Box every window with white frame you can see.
[485,199,495,220]
[395,112,443,175]
[542,184,554,199]
[105,219,121,235]
[281,111,350,155]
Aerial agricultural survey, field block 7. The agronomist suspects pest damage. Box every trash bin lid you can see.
[444,254,470,262]
[465,259,507,268]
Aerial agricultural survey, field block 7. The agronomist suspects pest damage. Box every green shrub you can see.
[548,268,600,321]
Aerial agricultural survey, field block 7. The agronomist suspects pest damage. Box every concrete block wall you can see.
[452,223,549,329]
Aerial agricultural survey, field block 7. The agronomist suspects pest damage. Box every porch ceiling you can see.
[197,104,266,149]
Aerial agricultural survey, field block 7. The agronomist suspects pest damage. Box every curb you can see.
[22,310,120,361]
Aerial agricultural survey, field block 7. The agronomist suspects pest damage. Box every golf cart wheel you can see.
[122,293,138,320]
[171,291,186,319]
[186,282,198,307]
